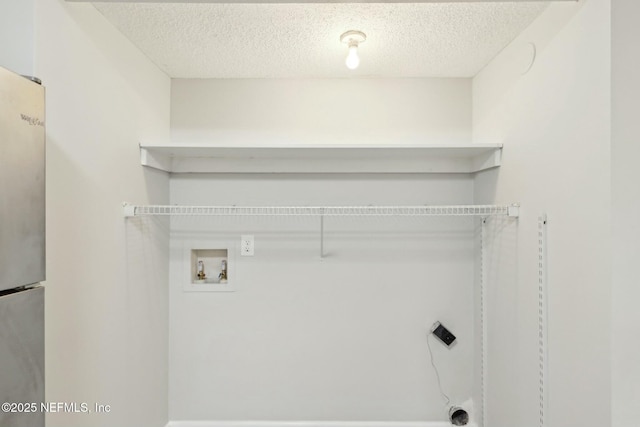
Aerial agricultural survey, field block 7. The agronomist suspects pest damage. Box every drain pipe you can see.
[449,406,469,426]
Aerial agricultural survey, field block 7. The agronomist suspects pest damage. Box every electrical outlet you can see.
[431,321,456,347]
[240,235,254,256]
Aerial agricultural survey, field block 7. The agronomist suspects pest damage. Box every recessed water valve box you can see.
[184,248,234,292]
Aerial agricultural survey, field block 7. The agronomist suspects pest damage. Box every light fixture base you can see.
[340,30,366,45]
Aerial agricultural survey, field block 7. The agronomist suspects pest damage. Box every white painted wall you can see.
[171,79,471,146]
[611,1,640,425]
[169,174,476,422]
[473,1,610,427]
[34,1,170,426]
[169,79,476,423]
[0,0,35,76]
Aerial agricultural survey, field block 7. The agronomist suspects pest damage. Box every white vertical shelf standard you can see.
[480,217,488,427]
[538,215,548,427]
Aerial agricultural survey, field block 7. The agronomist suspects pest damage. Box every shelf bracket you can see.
[122,203,136,218]
[508,204,520,218]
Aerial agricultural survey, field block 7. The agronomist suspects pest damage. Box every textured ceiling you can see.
[93,2,549,78]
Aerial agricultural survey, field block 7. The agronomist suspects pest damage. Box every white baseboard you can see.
[167,422,473,427]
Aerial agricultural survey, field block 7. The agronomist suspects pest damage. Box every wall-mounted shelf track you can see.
[123,204,520,218]
[139,144,503,174]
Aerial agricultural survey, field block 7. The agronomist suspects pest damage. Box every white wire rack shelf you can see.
[123,203,519,218]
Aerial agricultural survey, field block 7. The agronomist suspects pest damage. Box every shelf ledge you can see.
[139,144,502,174]
[123,204,520,218]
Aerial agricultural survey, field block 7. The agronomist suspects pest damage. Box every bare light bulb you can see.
[345,44,360,70]
[340,30,366,70]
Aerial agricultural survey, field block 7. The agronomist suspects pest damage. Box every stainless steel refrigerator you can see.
[0,65,46,427]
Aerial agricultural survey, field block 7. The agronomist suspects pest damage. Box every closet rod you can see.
[123,204,520,218]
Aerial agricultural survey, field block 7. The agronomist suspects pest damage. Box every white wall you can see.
[611,1,640,425]
[473,1,610,427]
[171,79,471,146]
[34,1,170,426]
[0,0,35,76]
[169,174,476,423]
[169,79,476,423]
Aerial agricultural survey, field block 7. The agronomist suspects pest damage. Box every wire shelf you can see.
[124,204,519,218]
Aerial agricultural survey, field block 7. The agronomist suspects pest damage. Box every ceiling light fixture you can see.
[340,30,366,70]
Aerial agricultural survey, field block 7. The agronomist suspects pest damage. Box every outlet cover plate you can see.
[241,235,254,256]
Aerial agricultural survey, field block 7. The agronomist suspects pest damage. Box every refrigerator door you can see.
[0,286,44,427]
[0,66,46,292]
